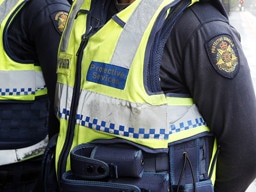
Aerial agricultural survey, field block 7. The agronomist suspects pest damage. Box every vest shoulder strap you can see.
[147,0,192,93]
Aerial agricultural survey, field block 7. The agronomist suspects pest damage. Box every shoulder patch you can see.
[206,35,240,78]
[51,11,68,34]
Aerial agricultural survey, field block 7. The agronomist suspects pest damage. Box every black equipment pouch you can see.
[70,144,144,179]
[173,180,214,192]
[91,145,144,178]
[60,139,170,192]
[170,134,215,192]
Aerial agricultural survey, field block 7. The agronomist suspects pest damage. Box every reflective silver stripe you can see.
[76,89,168,136]
[55,83,73,120]
[0,0,19,24]
[111,0,163,68]
[168,105,206,134]
[0,136,48,166]
[60,0,85,52]
[35,70,46,90]
[0,70,46,95]
[57,84,206,140]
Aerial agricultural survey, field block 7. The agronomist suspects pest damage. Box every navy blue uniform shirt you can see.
[108,1,256,191]
[7,0,70,137]
[160,2,256,192]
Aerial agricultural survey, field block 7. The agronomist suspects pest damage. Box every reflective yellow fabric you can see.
[56,0,215,182]
[0,0,47,101]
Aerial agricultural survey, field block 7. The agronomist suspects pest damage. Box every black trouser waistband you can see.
[0,156,42,185]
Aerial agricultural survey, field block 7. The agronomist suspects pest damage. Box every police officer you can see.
[0,0,70,191]
[52,0,256,192]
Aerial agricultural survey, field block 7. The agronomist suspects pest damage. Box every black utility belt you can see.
[60,136,215,192]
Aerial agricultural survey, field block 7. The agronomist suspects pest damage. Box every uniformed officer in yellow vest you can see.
[0,0,70,191]
[44,0,256,191]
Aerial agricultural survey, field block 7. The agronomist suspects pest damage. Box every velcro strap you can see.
[70,144,118,180]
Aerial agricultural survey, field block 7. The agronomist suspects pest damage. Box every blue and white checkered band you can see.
[0,86,46,96]
[170,117,206,134]
[58,108,206,140]
[79,116,169,140]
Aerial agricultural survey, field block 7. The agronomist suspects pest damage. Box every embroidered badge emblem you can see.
[207,35,239,78]
[54,11,68,33]
[57,56,71,76]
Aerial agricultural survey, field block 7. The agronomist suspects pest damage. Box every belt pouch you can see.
[90,145,144,178]
[172,180,214,192]
[169,134,214,190]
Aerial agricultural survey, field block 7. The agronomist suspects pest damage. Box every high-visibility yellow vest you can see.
[56,0,217,190]
[0,0,48,166]
[0,0,47,100]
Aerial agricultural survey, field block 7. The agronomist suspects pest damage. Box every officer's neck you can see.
[117,0,135,3]
[115,0,135,12]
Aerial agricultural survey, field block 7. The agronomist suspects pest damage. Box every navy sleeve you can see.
[25,0,70,106]
[30,1,70,136]
[7,0,70,136]
[161,2,256,192]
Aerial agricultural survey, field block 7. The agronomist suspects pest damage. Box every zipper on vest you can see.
[57,27,93,183]
[76,26,92,56]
